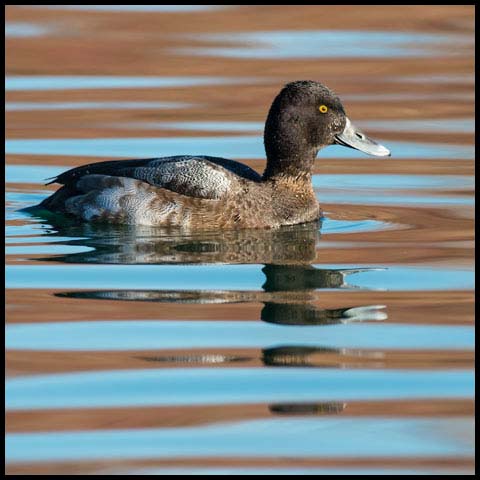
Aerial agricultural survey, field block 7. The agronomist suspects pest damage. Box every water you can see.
[5,22,51,38]
[358,118,475,134]
[4,137,475,159]
[5,4,474,476]
[4,264,474,291]
[26,5,230,13]
[5,101,192,112]
[106,118,476,134]
[4,76,256,91]
[175,30,473,59]
[5,417,475,462]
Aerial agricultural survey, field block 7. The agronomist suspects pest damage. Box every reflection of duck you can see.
[59,288,386,325]
[28,80,389,229]
[261,264,376,291]
[262,345,385,368]
[260,303,386,326]
[38,217,386,325]
[39,219,321,265]
[269,402,346,415]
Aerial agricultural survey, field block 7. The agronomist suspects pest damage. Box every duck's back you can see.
[47,155,262,199]
[36,155,265,227]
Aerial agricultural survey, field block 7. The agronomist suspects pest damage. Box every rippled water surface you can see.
[5,5,474,476]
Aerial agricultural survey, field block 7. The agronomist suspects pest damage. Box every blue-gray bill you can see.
[335,117,391,157]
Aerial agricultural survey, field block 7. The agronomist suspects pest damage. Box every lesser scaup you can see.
[33,80,390,229]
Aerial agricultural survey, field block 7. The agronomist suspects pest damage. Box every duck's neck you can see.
[262,148,319,181]
[262,107,320,181]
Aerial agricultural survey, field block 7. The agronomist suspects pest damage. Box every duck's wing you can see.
[48,155,262,200]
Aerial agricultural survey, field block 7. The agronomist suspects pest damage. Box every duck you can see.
[31,80,390,229]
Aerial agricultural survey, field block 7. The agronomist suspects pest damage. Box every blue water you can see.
[5,369,473,410]
[5,245,95,255]
[4,136,475,159]
[4,264,474,291]
[5,22,50,38]
[176,30,472,59]
[5,235,88,244]
[5,417,474,462]
[321,218,391,233]
[5,101,191,112]
[5,223,58,237]
[26,5,229,12]
[5,321,474,351]
[5,75,254,91]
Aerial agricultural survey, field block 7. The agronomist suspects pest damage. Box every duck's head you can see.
[263,80,390,179]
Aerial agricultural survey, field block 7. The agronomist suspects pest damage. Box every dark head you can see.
[263,80,390,179]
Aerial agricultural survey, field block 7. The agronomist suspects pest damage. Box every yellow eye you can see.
[319,105,328,113]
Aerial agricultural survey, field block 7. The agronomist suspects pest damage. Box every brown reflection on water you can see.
[6,288,474,326]
[5,6,474,78]
[6,348,474,378]
[5,3,474,475]
[6,399,474,434]
[6,456,475,476]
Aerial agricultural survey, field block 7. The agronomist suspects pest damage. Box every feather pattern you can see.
[48,155,261,200]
